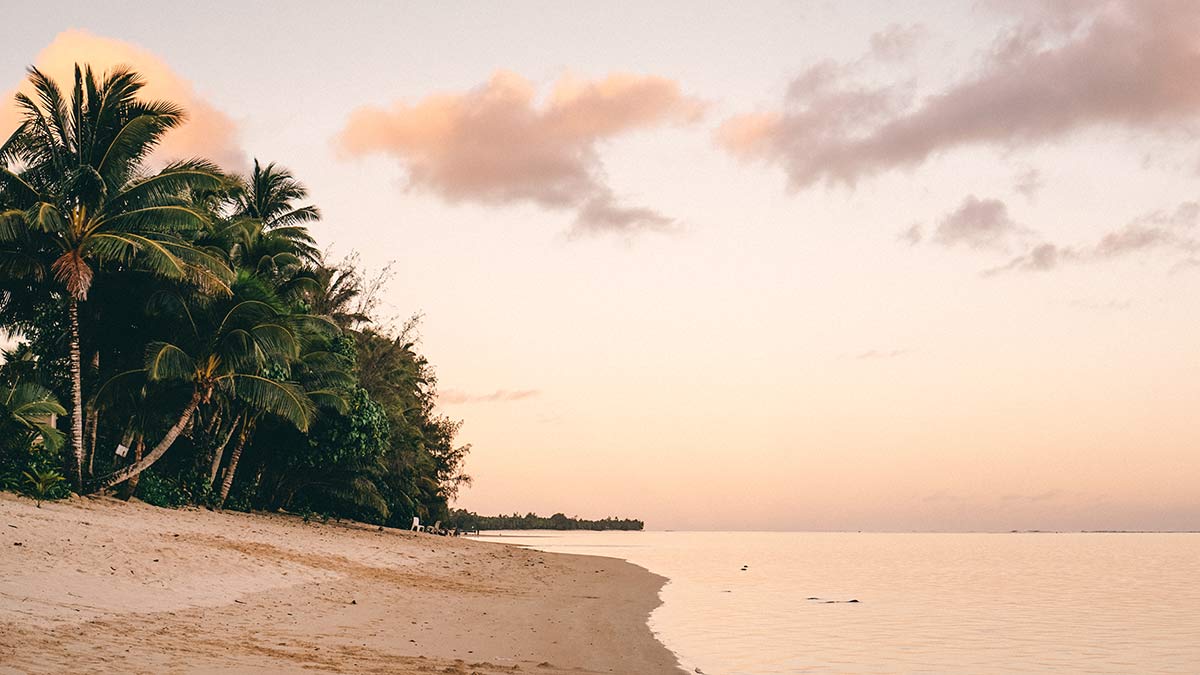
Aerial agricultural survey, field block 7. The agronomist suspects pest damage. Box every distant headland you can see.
[449,509,644,531]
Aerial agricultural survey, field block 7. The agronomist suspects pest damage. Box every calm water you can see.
[485,531,1200,674]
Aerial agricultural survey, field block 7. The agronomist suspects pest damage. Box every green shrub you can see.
[221,481,255,512]
[1,448,71,504]
[134,468,215,508]
[23,468,66,507]
[134,470,190,508]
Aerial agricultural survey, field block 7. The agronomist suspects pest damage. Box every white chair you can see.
[410,516,423,531]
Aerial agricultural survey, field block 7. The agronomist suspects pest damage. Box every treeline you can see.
[0,64,469,525]
[448,509,644,531]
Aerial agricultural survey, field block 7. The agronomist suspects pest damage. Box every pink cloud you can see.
[855,348,910,360]
[869,24,927,62]
[933,195,1025,251]
[984,200,1200,275]
[1,30,244,170]
[337,71,703,234]
[719,1,1200,189]
[438,389,541,405]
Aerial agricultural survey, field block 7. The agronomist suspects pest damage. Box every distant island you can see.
[449,509,644,531]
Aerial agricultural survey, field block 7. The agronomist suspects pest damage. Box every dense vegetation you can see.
[448,510,644,531]
[0,64,469,525]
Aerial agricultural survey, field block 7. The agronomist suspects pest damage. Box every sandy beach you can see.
[0,493,680,674]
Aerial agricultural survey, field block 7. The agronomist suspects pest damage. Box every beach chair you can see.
[410,516,423,532]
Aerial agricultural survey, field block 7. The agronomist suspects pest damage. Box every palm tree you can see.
[89,275,314,492]
[0,65,231,490]
[236,160,321,231]
[306,261,371,330]
[213,314,351,507]
[225,160,321,275]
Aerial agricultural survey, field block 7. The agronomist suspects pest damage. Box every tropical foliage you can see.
[0,65,469,524]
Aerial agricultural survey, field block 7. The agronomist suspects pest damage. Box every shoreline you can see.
[0,493,681,674]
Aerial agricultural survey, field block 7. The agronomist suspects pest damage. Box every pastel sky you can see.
[4,1,1198,531]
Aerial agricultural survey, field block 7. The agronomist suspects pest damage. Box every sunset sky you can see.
[3,0,1198,531]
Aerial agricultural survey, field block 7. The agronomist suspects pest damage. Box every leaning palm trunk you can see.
[209,412,243,488]
[117,434,145,500]
[67,299,85,492]
[217,422,251,508]
[89,390,204,492]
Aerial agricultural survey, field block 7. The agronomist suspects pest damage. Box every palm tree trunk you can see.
[85,351,100,477]
[217,422,252,508]
[125,436,145,495]
[85,406,98,477]
[208,412,242,488]
[89,389,204,492]
[67,299,84,492]
[113,427,135,497]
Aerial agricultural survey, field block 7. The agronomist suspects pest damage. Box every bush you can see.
[134,468,215,508]
[1,448,71,503]
[23,467,66,506]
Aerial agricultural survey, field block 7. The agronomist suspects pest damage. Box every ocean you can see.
[484,531,1200,674]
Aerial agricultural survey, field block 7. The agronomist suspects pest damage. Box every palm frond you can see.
[93,204,210,234]
[230,374,315,430]
[106,160,225,210]
[144,341,196,381]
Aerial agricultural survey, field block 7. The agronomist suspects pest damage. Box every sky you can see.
[2,0,1198,531]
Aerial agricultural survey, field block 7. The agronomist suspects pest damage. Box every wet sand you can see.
[0,493,680,674]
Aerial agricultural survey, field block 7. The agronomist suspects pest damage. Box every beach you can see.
[0,493,680,674]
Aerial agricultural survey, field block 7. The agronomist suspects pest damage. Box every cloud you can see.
[984,200,1199,275]
[571,190,675,236]
[715,61,902,188]
[869,23,927,62]
[933,195,1025,250]
[1013,167,1043,199]
[854,348,910,360]
[337,71,703,235]
[897,222,924,246]
[0,30,244,170]
[438,389,540,405]
[983,243,1073,275]
[1170,257,1200,274]
[719,1,1200,188]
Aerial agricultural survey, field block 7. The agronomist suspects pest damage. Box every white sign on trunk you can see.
[115,443,130,458]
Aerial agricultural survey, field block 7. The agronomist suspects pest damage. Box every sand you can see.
[0,492,681,674]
